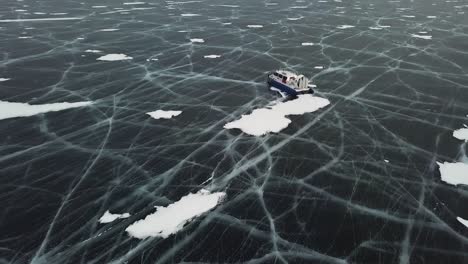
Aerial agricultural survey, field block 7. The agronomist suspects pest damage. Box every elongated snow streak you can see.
[126,189,225,239]
[437,162,468,186]
[0,101,92,120]
[99,211,130,224]
[0,17,83,22]
[224,95,330,136]
[146,110,182,119]
[457,217,468,228]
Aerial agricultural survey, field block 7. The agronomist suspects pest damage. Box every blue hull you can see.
[267,78,299,96]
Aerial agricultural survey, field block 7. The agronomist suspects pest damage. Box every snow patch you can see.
[301,42,315,46]
[457,217,468,228]
[147,110,182,119]
[0,101,92,120]
[438,162,468,186]
[125,189,225,239]
[97,54,132,61]
[224,95,330,136]
[453,128,468,141]
[99,28,119,32]
[99,210,130,223]
[204,54,221,59]
[247,24,263,28]
[337,25,355,29]
[181,13,200,17]
[190,38,204,43]
[411,34,432,40]
[0,78,11,82]
[85,49,102,53]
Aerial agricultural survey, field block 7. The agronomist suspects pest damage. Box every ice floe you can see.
[0,101,92,120]
[337,25,355,29]
[438,162,468,186]
[453,127,468,141]
[85,49,102,53]
[301,42,315,46]
[224,94,330,136]
[247,25,263,28]
[203,54,221,59]
[123,2,146,4]
[147,110,182,119]
[99,210,131,223]
[190,38,204,43]
[181,13,200,17]
[0,78,11,82]
[411,34,432,40]
[97,54,133,61]
[125,189,225,239]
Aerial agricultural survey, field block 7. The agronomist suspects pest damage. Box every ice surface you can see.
[224,95,330,136]
[0,17,83,22]
[99,210,131,224]
[437,162,468,186]
[97,54,133,61]
[125,189,226,239]
[147,110,182,119]
[0,101,92,120]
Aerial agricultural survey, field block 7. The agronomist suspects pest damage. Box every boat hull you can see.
[267,76,313,97]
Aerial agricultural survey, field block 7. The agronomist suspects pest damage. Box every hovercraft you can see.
[267,69,315,98]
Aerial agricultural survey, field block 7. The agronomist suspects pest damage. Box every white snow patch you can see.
[384,159,389,163]
[147,110,182,119]
[224,95,330,136]
[301,42,315,46]
[453,128,468,141]
[18,36,32,39]
[98,28,119,32]
[337,25,355,29]
[457,217,468,228]
[427,15,437,18]
[123,2,146,5]
[203,54,221,59]
[0,78,11,82]
[99,210,130,223]
[411,34,432,40]
[97,54,132,61]
[369,27,383,30]
[247,24,263,28]
[92,6,107,8]
[402,15,415,18]
[85,49,102,53]
[438,162,468,186]
[125,189,225,239]
[314,66,324,69]
[287,17,303,21]
[181,13,200,17]
[190,38,204,43]
[0,101,92,120]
